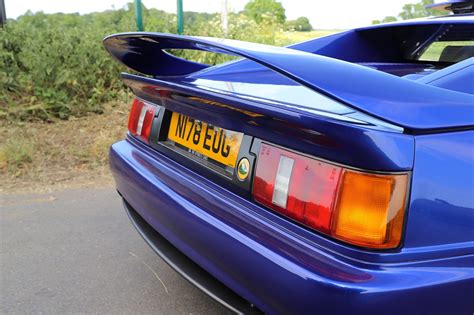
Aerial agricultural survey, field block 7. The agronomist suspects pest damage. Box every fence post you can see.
[0,0,6,27]
[221,0,228,37]
[177,0,184,34]
[134,0,144,31]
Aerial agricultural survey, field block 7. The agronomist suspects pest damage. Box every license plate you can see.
[167,112,243,168]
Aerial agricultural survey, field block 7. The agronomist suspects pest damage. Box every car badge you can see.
[237,158,250,181]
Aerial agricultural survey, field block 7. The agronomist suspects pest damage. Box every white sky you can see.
[5,0,415,29]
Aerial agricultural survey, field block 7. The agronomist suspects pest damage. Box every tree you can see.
[294,17,312,31]
[373,0,444,24]
[382,16,398,23]
[244,0,286,24]
[399,0,444,19]
[285,16,312,32]
[372,16,397,25]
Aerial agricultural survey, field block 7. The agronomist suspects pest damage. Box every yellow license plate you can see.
[168,112,243,168]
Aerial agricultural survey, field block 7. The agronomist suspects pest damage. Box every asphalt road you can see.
[1,187,231,314]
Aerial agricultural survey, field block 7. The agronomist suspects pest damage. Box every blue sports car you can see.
[104,1,474,314]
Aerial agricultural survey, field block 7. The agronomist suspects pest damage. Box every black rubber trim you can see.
[123,199,263,315]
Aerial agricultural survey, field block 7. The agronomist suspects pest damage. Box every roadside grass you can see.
[0,134,35,175]
[277,30,342,45]
[419,41,474,61]
[0,101,129,193]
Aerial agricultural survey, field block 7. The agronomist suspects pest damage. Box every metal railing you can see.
[134,0,184,34]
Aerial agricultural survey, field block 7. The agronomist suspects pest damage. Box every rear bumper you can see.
[110,138,474,315]
[123,199,261,314]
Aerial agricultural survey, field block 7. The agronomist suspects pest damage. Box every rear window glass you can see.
[419,41,474,63]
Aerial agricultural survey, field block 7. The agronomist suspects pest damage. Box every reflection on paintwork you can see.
[191,78,354,115]
[187,96,264,117]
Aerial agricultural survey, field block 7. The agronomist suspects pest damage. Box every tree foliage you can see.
[372,0,445,24]
[285,17,313,32]
[372,16,397,25]
[244,0,286,24]
[399,0,445,19]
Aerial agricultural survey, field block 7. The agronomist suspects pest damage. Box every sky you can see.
[5,0,415,29]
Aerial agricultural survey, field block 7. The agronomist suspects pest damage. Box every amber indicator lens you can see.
[252,143,408,249]
[332,171,408,248]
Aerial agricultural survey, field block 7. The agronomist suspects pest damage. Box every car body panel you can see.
[122,73,415,172]
[416,57,474,94]
[104,30,474,132]
[110,137,474,314]
[406,130,474,248]
[105,10,474,315]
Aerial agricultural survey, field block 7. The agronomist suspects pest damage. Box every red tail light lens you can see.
[253,144,341,234]
[252,143,408,249]
[128,98,157,142]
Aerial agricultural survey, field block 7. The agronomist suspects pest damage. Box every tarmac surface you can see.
[1,187,231,314]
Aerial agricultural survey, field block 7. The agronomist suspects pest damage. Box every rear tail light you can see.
[252,143,408,249]
[128,98,157,142]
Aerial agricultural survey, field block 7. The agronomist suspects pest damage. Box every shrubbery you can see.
[0,4,286,121]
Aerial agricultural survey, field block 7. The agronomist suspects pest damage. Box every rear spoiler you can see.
[103,33,474,131]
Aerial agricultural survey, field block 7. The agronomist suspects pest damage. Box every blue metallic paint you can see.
[417,57,474,94]
[406,131,474,248]
[103,29,474,131]
[105,13,474,314]
[110,137,474,314]
[122,73,414,172]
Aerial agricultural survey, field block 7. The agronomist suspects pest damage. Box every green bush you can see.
[0,4,289,121]
[0,10,133,121]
